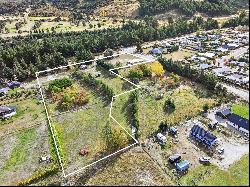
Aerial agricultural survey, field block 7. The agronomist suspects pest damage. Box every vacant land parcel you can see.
[37,54,144,176]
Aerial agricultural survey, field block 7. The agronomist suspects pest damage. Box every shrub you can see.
[164,98,175,112]
[48,78,72,93]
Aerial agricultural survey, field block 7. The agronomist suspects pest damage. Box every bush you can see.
[48,78,72,93]
[128,68,144,80]
[17,165,59,186]
[96,59,118,74]
[203,103,209,113]
[164,98,175,112]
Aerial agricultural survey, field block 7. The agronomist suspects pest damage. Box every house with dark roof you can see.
[190,124,218,148]
[227,114,249,136]
[0,87,10,96]
[7,81,21,89]
[0,106,17,119]
[150,48,162,55]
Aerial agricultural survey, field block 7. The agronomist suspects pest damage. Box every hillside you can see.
[0,0,248,18]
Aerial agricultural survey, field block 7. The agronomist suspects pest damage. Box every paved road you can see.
[216,46,249,67]
[222,83,249,102]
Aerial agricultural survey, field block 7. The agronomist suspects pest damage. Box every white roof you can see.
[199,52,215,58]
[227,43,239,47]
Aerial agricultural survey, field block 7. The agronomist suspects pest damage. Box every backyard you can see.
[231,103,249,119]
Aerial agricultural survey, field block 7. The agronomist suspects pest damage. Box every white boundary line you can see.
[36,52,156,178]
[36,73,66,177]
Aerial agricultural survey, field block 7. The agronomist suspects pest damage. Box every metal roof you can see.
[0,106,16,113]
[228,114,249,131]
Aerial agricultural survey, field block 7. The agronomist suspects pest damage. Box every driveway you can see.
[222,83,249,102]
[212,140,249,170]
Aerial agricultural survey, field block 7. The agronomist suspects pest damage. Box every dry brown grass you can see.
[85,147,175,186]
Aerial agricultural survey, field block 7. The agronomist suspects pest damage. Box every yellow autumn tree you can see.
[150,61,165,77]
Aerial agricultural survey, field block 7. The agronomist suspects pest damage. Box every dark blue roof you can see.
[190,125,217,146]
[151,48,162,54]
[0,87,10,93]
[228,114,249,131]
[7,81,21,87]
[176,160,190,171]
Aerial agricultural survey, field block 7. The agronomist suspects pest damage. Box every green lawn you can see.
[2,128,37,171]
[138,86,215,140]
[232,104,249,119]
[51,83,133,174]
[179,155,249,186]
[0,98,45,126]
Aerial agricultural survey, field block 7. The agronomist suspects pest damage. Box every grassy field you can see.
[179,154,249,186]
[50,81,134,175]
[0,97,55,185]
[85,147,175,186]
[0,123,52,185]
[231,104,249,119]
[138,86,215,140]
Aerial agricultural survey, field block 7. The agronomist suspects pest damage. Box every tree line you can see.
[139,0,247,17]
[129,91,140,139]
[0,17,223,81]
[159,58,218,90]
[74,71,114,102]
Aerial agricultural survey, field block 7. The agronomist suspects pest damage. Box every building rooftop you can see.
[228,114,249,131]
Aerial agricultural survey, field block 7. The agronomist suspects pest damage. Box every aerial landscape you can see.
[0,0,249,186]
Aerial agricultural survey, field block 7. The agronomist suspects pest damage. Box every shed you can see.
[0,106,17,119]
[151,48,162,55]
[7,81,21,89]
[176,160,190,172]
[0,87,10,96]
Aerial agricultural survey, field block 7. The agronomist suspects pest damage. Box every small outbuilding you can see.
[150,48,162,55]
[0,106,17,119]
[0,87,10,96]
[7,81,21,89]
[176,160,190,172]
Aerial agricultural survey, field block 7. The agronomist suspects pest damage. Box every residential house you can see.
[0,87,10,96]
[227,114,249,137]
[0,106,17,119]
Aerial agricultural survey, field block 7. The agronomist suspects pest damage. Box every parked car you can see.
[218,147,225,154]
[199,156,211,165]
[176,160,190,173]
[80,64,87,70]
[156,133,167,145]
[169,127,178,136]
[168,154,181,164]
